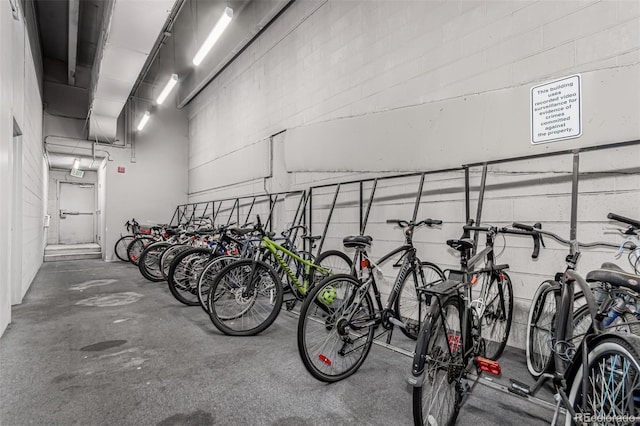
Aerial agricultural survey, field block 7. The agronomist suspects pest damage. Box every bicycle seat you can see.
[302,235,322,242]
[600,262,625,272]
[229,228,255,236]
[343,235,372,249]
[446,238,474,252]
[586,268,640,293]
[165,228,180,236]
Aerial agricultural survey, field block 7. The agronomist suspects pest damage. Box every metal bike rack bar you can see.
[570,151,580,244]
[411,173,426,223]
[360,179,378,235]
[314,183,341,257]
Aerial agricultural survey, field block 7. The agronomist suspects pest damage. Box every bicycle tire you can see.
[310,250,353,285]
[394,261,444,340]
[297,273,375,382]
[197,255,239,312]
[127,236,155,266]
[479,270,513,360]
[526,280,558,378]
[160,244,191,280]
[412,295,463,426]
[207,259,283,336]
[167,248,212,306]
[114,235,135,262]
[566,335,640,425]
[138,242,171,282]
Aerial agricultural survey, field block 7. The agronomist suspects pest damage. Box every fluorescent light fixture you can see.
[137,111,151,131]
[156,74,179,105]
[192,7,233,66]
[72,158,80,170]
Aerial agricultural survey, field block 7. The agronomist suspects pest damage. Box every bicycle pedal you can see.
[474,357,501,376]
[388,317,406,329]
[460,378,471,394]
[509,379,531,396]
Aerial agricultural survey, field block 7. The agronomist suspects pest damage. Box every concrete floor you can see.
[0,260,556,425]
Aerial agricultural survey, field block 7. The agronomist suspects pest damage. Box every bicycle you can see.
[411,220,640,426]
[113,219,141,261]
[206,216,351,336]
[296,218,445,383]
[526,213,640,379]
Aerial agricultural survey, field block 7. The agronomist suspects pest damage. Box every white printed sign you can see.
[530,75,581,144]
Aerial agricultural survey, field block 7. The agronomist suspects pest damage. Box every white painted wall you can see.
[0,1,46,336]
[101,100,189,261]
[187,0,640,349]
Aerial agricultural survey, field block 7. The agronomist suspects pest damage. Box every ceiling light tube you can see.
[156,74,179,105]
[72,158,80,170]
[137,111,151,131]
[192,7,233,66]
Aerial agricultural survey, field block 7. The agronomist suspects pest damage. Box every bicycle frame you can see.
[260,237,329,296]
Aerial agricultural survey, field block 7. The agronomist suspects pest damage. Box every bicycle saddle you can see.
[600,262,625,272]
[586,268,640,293]
[165,228,180,236]
[302,235,322,242]
[446,238,474,252]
[229,228,255,235]
[343,235,372,249]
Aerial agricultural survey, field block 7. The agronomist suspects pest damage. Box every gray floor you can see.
[0,260,556,425]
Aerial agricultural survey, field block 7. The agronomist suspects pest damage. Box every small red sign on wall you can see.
[117,166,125,173]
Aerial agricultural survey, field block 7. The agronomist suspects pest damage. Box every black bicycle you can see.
[296,218,445,382]
[411,219,640,426]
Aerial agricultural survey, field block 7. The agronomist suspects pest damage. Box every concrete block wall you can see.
[0,2,46,336]
[187,0,640,349]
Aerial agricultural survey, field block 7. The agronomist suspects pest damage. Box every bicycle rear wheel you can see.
[395,261,444,340]
[207,259,283,336]
[566,335,640,425]
[114,235,135,262]
[297,274,375,382]
[412,295,463,426]
[310,250,353,285]
[479,271,513,360]
[526,280,557,378]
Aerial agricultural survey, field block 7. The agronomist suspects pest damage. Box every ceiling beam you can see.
[68,0,80,85]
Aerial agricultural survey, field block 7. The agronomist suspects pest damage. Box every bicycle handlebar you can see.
[608,212,640,230]
[465,224,542,258]
[512,222,622,251]
[386,218,443,228]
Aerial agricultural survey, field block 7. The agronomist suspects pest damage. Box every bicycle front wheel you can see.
[566,335,640,425]
[138,242,170,282]
[297,274,375,382]
[479,271,513,360]
[208,259,283,336]
[526,280,558,378]
[197,255,238,312]
[413,295,463,426]
[127,236,155,265]
[395,261,444,340]
[167,248,212,306]
[114,235,135,262]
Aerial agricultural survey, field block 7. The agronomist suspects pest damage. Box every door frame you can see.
[57,181,97,244]
[10,132,23,305]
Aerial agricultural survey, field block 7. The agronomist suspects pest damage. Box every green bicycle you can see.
[206,216,351,336]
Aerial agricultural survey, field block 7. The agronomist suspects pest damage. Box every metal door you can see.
[59,182,95,244]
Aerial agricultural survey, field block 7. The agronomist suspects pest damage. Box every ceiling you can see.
[36,0,292,168]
